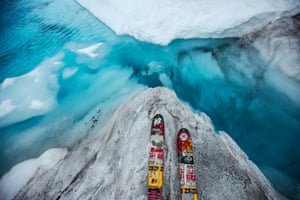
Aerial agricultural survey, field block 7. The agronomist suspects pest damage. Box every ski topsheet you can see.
[148,114,165,200]
[177,128,198,200]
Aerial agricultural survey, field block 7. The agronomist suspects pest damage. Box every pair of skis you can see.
[147,114,198,200]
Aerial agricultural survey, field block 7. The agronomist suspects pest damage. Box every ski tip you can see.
[153,114,163,120]
[177,128,191,142]
[178,128,189,133]
[152,114,164,127]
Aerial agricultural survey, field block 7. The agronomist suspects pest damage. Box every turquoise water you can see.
[0,0,299,198]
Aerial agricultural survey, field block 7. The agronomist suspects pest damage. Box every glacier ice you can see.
[0,55,62,127]
[76,43,103,58]
[247,14,300,105]
[1,28,299,198]
[0,88,285,200]
[76,0,300,45]
[0,148,67,200]
[0,40,145,178]
[0,0,300,198]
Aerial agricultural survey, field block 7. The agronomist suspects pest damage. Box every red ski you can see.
[177,128,198,200]
[148,114,165,200]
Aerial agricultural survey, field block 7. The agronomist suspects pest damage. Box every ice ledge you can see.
[2,87,284,199]
[76,0,300,45]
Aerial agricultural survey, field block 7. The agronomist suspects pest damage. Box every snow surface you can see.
[0,148,68,200]
[6,88,284,200]
[76,0,300,45]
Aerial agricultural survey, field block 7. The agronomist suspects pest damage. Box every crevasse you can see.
[0,0,299,199]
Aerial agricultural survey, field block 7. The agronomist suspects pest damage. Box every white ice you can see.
[62,67,78,79]
[1,79,15,89]
[76,0,300,45]
[0,148,68,200]
[0,100,16,118]
[66,42,111,70]
[77,43,103,58]
[248,16,300,105]
[0,55,64,127]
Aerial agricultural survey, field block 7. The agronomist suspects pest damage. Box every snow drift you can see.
[1,88,284,200]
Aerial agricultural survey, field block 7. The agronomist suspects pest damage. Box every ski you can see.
[177,128,198,200]
[148,114,165,200]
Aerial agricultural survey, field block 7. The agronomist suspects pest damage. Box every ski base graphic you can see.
[177,128,198,200]
[148,114,165,200]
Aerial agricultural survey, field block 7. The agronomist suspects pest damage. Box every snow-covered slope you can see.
[76,0,300,44]
[1,88,284,199]
[0,148,68,200]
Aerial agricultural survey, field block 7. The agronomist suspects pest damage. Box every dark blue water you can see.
[0,0,299,198]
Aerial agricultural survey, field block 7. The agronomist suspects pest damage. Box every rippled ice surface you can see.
[0,0,299,198]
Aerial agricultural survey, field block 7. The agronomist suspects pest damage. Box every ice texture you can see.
[246,14,300,105]
[76,0,300,45]
[0,55,62,127]
[77,43,103,58]
[0,148,67,200]
[0,39,145,179]
[3,88,285,200]
[0,1,299,198]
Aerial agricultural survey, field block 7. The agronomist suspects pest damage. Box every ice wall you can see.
[76,0,300,45]
[0,0,118,82]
